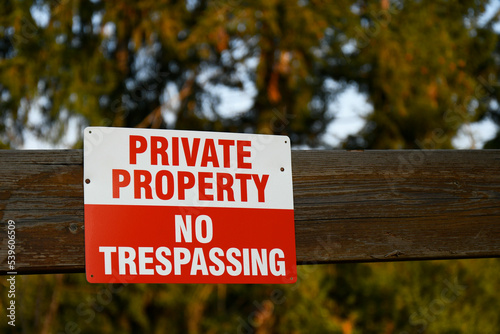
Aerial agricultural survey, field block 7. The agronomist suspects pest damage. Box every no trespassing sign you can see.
[83,127,296,284]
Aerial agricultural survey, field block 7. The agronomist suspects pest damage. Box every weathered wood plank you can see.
[0,150,84,274]
[0,149,499,274]
[292,150,500,264]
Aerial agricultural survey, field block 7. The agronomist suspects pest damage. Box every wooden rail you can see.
[0,149,499,274]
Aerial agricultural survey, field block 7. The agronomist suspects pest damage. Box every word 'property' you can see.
[112,135,270,203]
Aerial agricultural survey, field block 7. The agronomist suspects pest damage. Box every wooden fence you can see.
[0,149,499,274]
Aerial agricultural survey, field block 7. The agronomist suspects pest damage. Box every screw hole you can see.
[280,167,285,172]
[85,179,91,184]
[89,130,92,134]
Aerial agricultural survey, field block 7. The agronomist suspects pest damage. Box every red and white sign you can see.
[84,127,296,284]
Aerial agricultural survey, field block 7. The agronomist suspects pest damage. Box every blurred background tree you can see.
[1,259,499,333]
[1,0,500,333]
[342,0,500,149]
[0,0,358,147]
[1,0,499,149]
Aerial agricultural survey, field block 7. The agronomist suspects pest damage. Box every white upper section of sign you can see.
[84,127,293,209]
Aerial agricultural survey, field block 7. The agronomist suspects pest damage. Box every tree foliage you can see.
[1,259,500,333]
[341,0,500,149]
[2,0,497,149]
[0,0,356,148]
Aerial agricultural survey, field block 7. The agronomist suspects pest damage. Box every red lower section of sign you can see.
[85,205,296,284]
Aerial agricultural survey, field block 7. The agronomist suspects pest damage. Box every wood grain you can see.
[0,149,499,274]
